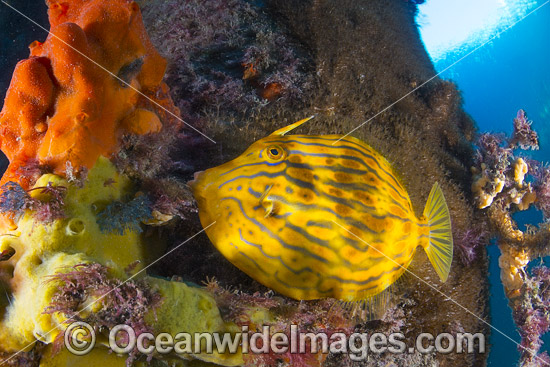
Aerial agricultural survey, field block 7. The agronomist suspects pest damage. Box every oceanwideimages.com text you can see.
[65,322,485,360]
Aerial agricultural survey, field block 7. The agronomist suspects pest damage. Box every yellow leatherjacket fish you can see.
[190,117,453,302]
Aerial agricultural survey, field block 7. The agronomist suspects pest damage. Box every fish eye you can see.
[266,145,285,160]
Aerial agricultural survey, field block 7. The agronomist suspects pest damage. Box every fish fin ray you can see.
[337,277,408,321]
[260,185,274,217]
[422,182,453,282]
[269,116,315,136]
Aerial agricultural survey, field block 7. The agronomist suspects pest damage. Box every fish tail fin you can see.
[422,182,453,282]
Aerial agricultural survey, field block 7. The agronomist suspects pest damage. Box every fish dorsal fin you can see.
[269,116,315,136]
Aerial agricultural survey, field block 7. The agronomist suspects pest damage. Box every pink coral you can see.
[0,181,66,223]
[205,279,355,367]
[514,266,550,366]
[531,163,550,220]
[454,226,489,265]
[44,263,162,364]
[511,109,539,151]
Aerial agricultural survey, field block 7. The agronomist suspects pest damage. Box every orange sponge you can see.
[0,0,179,190]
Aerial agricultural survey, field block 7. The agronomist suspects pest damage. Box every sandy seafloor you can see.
[0,0,549,366]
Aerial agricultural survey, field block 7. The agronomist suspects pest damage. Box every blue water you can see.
[420,1,550,365]
[0,1,548,365]
[431,1,550,160]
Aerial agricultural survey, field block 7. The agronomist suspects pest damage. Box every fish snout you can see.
[193,170,203,181]
[188,170,204,189]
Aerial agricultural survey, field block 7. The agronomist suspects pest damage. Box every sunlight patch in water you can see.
[417,0,539,63]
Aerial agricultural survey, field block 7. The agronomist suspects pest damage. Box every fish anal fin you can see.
[340,272,414,321]
[338,282,398,322]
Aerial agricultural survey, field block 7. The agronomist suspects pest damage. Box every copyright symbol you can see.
[64,321,96,355]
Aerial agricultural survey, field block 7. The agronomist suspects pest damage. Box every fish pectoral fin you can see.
[259,185,276,217]
[262,199,274,217]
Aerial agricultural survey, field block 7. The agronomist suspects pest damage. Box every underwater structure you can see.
[2,0,547,366]
[141,1,490,365]
[471,109,550,367]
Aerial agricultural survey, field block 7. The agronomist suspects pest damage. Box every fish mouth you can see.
[187,170,204,189]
